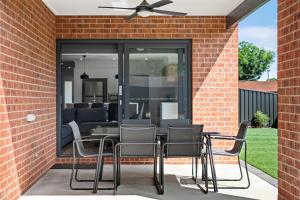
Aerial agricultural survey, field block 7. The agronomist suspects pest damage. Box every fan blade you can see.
[125,12,138,20]
[98,6,136,10]
[152,9,187,16]
[148,0,173,8]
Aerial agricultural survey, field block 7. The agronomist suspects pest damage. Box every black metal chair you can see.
[113,124,162,194]
[208,121,250,189]
[159,119,191,140]
[68,121,114,193]
[160,125,209,194]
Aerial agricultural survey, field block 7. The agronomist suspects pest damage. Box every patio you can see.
[1,0,299,200]
[21,164,277,200]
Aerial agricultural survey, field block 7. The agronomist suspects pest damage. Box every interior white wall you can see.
[73,58,118,103]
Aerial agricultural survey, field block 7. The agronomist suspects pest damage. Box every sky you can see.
[239,0,277,80]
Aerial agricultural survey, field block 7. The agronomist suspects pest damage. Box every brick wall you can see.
[0,0,56,199]
[56,16,239,164]
[278,0,300,199]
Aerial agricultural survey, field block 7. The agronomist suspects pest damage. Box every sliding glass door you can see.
[57,40,191,156]
[123,43,191,126]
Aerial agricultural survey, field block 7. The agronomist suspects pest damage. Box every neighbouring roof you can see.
[239,80,277,93]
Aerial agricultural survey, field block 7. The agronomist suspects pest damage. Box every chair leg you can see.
[192,157,194,178]
[74,157,97,182]
[113,145,118,195]
[244,142,251,189]
[92,140,103,193]
[153,146,163,195]
[192,157,197,183]
[154,149,157,182]
[98,157,104,181]
[201,155,205,181]
[69,142,76,190]
[195,157,198,181]
[160,146,165,194]
[194,148,209,193]
[208,150,218,192]
[210,156,243,182]
[117,149,121,186]
[207,144,251,189]
[244,161,251,188]
[204,149,209,192]
[74,157,80,182]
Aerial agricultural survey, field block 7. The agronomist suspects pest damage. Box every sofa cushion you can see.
[61,124,73,147]
[62,108,76,123]
[76,108,107,123]
[74,103,89,108]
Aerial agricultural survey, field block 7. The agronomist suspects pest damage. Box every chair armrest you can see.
[116,142,158,146]
[163,142,207,147]
[211,135,245,142]
[203,132,220,136]
[73,138,102,143]
[81,135,99,139]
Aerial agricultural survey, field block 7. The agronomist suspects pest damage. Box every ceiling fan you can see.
[98,0,187,20]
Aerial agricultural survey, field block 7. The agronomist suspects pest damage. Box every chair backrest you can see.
[68,120,85,156]
[228,121,249,154]
[122,119,151,125]
[120,125,156,157]
[166,125,203,157]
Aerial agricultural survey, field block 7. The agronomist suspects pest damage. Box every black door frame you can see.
[56,39,192,157]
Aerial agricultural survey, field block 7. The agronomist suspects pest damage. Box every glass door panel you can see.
[124,45,189,126]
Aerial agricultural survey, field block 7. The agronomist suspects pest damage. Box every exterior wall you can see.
[56,16,239,164]
[278,1,300,199]
[0,0,56,199]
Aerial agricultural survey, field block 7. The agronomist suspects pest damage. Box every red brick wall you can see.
[56,16,239,164]
[0,0,56,199]
[278,0,300,199]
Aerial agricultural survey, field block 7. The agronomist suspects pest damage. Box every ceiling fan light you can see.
[80,72,89,79]
[138,10,152,17]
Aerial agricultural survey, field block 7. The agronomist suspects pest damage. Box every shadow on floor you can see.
[23,167,255,200]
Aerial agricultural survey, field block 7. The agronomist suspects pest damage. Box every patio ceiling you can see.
[43,0,246,16]
[42,0,270,28]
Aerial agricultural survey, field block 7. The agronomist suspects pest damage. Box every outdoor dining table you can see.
[90,126,219,192]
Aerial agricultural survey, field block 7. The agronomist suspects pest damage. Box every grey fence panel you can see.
[239,89,278,128]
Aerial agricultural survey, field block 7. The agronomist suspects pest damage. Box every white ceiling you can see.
[42,0,245,16]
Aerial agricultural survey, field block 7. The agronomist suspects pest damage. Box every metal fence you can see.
[239,89,278,128]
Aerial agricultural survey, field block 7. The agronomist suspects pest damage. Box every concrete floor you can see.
[20,164,277,200]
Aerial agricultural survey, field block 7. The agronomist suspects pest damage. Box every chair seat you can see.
[79,146,113,158]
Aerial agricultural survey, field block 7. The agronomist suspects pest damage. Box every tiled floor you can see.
[20,164,277,200]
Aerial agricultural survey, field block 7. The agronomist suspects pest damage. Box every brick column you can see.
[0,0,56,199]
[278,0,300,199]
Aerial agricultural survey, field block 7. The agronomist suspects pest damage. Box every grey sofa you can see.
[61,107,118,147]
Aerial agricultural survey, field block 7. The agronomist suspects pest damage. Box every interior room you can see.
[59,41,190,155]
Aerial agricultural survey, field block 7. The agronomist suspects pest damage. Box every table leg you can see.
[208,136,218,192]
[93,139,104,193]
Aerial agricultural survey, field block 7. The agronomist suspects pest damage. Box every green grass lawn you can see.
[240,128,278,179]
